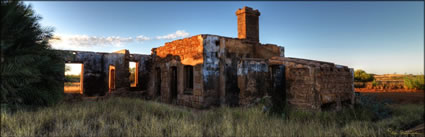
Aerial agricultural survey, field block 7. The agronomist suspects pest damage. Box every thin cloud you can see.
[155,30,189,40]
[49,30,190,50]
[135,35,151,41]
[49,34,135,48]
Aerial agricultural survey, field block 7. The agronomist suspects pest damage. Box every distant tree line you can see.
[354,69,424,90]
[65,75,80,82]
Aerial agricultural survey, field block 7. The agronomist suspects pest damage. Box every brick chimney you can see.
[236,6,261,42]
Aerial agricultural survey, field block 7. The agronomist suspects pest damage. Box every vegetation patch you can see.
[404,76,425,90]
[1,97,423,137]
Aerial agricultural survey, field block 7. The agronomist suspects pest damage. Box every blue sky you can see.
[26,1,423,75]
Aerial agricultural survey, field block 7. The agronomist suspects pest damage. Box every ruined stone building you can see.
[60,7,354,110]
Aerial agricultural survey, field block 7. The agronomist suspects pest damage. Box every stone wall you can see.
[60,50,149,96]
[202,35,221,107]
[155,35,203,66]
[219,36,256,106]
[237,59,270,105]
[177,64,204,108]
[151,35,205,108]
[220,36,284,59]
[269,57,354,110]
[130,54,152,91]
[218,36,284,106]
[106,50,130,92]
[254,44,284,59]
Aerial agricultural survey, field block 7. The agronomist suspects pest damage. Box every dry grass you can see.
[1,97,423,137]
[64,82,81,94]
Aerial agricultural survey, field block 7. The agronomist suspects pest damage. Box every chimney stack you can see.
[236,6,260,42]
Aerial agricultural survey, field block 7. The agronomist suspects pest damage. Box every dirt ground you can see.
[355,88,422,92]
[357,91,424,104]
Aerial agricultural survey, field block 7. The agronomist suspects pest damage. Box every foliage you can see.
[0,0,63,110]
[372,80,377,87]
[403,75,424,90]
[1,97,423,137]
[354,69,374,82]
[64,75,80,82]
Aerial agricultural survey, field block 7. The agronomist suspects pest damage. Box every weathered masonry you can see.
[59,6,354,110]
[60,50,151,96]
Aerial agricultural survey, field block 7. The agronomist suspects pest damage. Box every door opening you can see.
[170,67,178,103]
[269,65,286,113]
[64,63,84,94]
[129,61,138,87]
[156,67,161,97]
[109,65,116,93]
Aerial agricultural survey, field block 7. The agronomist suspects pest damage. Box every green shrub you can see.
[403,75,424,90]
[354,69,375,82]
[372,80,377,87]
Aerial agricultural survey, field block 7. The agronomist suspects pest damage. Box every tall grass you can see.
[1,97,423,137]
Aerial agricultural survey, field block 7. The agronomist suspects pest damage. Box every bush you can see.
[1,0,63,110]
[372,80,377,88]
[354,69,375,82]
[403,75,424,90]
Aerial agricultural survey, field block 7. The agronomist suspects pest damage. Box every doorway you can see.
[129,61,138,87]
[64,63,84,94]
[170,67,178,103]
[109,65,116,93]
[156,67,161,97]
[269,65,286,113]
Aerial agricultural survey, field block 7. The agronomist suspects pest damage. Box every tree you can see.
[1,0,64,109]
[354,69,374,82]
